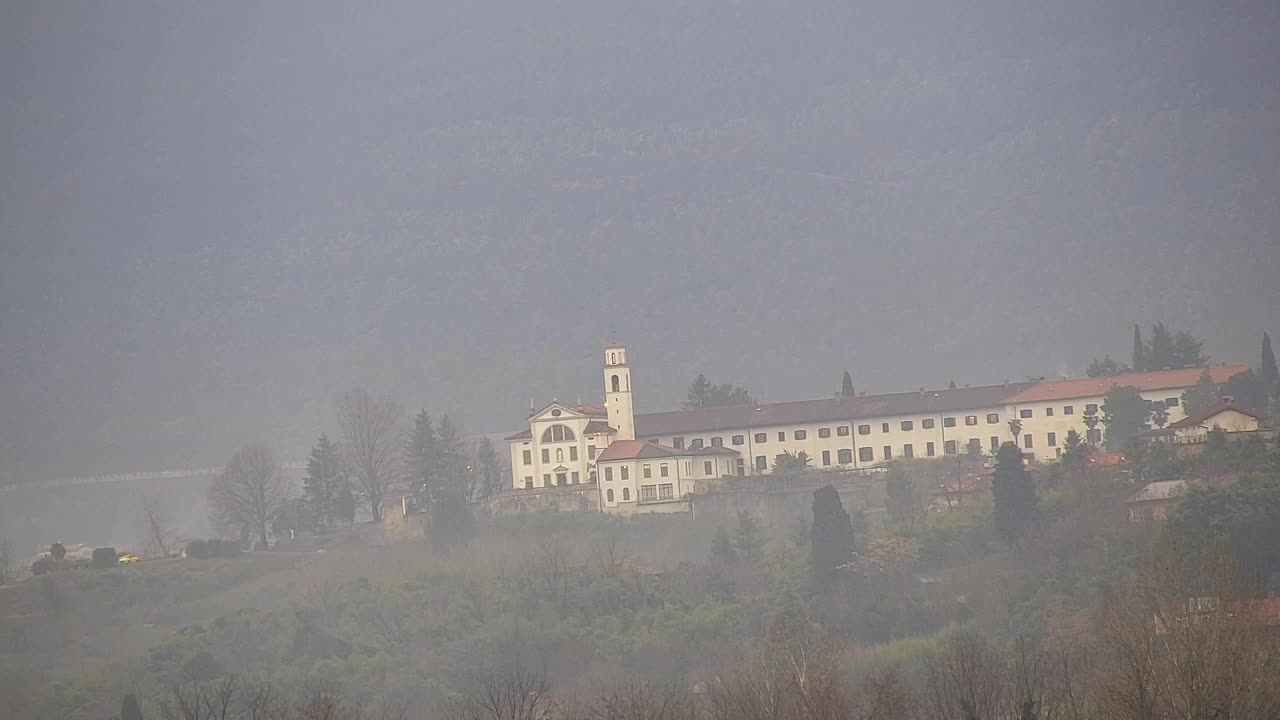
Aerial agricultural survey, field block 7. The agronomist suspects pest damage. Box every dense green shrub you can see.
[31,556,55,575]
[92,547,118,569]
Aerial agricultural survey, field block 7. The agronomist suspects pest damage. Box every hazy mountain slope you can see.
[1,0,1278,481]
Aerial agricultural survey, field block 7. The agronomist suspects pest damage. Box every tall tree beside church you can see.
[1101,386,1151,451]
[404,410,439,505]
[303,434,345,530]
[811,485,854,590]
[436,415,470,498]
[1263,332,1279,387]
[1180,368,1219,418]
[1132,323,1146,372]
[992,442,1037,544]
[685,374,755,408]
[472,436,503,498]
[841,370,855,398]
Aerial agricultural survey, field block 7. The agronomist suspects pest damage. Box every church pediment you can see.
[530,400,601,423]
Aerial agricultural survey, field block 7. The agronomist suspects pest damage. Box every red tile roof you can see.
[504,429,532,440]
[1004,365,1248,404]
[634,383,1027,437]
[1168,400,1264,429]
[595,440,684,462]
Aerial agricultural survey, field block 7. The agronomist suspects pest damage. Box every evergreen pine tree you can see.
[1132,323,1145,372]
[684,374,714,409]
[948,379,957,389]
[992,442,1037,544]
[810,485,854,589]
[436,414,467,497]
[1180,368,1219,417]
[1101,385,1151,451]
[404,410,439,504]
[709,526,737,564]
[426,486,475,554]
[473,436,503,498]
[303,434,344,530]
[734,510,766,561]
[841,369,855,398]
[121,692,143,720]
[334,484,356,527]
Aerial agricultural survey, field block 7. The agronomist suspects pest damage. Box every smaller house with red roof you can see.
[1143,398,1270,455]
[594,439,737,514]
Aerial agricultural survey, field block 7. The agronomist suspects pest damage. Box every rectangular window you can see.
[944,417,957,428]
[945,440,958,455]
[622,488,630,501]
[659,483,674,500]
[620,467,629,481]
[926,441,936,457]
[755,455,768,470]
[1165,397,1180,407]
[1085,403,1099,413]
[881,422,890,433]
[986,413,1000,424]
[858,424,871,435]
[604,466,613,482]
[1087,428,1102,443]
[778,431,786,442]
[1023,434,1033,449]
[901,420,914,431]
[922,418,935,429]
[903,444,914,458]
[838,448,853,464]
[704,460,713,475]
[732,435,745,446]
[968,438,981,454]
[818,427,831,439]
[524,476,533,489]
[660,463,669,477]
[1019,409,1033,419]
[569,446,578,461]
[641,485,657,501]
[543,473,551,484]
[588,445,597,459]
[1044,407,1054,417]
[684,461,692,475]
[883,445,892,460]
[1047,432,1057,447]
[672,437,685,449]
[837,425,850,436]
[822,450,831,466]
[571,471,580,484]
[643,464,652,479]
[541,448,550,463]
[858,447,874,462]
[1063,405,1074,415]
[690,438,704,450]
[522,450,532,465]
[755,433,767,443]
[990,436,1000,452]
[965,415,978,426]
[794,430,807,440]
[735,458,745,476]
[711,436,723,447]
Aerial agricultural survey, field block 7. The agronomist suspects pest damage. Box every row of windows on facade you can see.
[523,445,600,465]
[747,427,1104,469]
[602,483,673,503]
[656,399,1155,449]
[522,470,583,489]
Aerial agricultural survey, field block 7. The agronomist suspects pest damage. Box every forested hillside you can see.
[2,0,1278,482]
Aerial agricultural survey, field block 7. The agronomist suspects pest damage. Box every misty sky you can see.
[2,0,1278,483]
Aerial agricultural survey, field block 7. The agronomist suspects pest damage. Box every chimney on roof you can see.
[1222,395,1234,406]
[919,387,925,397]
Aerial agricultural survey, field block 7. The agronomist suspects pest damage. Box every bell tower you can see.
[604,343,635,440]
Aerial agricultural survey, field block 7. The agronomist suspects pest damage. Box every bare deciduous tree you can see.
[923,632,1007,720]
[143,494,175,557]
[445,672,550,720]
[337,388,403,522]
[208,445,287,550]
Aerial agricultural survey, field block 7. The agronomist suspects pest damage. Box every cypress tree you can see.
[303,434,344,530]
[1262,332,1279,386]
[992,442,1038,544]
[709,526,737,564]
[121,692,143,720]
[1132,323,1145,372]
[841,369,855,398]
[404,410,439,505]
[811,485,854,589]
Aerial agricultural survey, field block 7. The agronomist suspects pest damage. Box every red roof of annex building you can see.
[1002,365,1248,405]
[595,440,683,462]
[1168,398,1264,429]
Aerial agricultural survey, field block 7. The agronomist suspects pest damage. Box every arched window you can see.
[540,424,576,443]
[611,374,621,392]
[606,489,614,502]
[610,352,616,365]
[622,487,631,501]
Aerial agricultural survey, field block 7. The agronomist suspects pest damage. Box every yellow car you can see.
[117,554,140,564]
